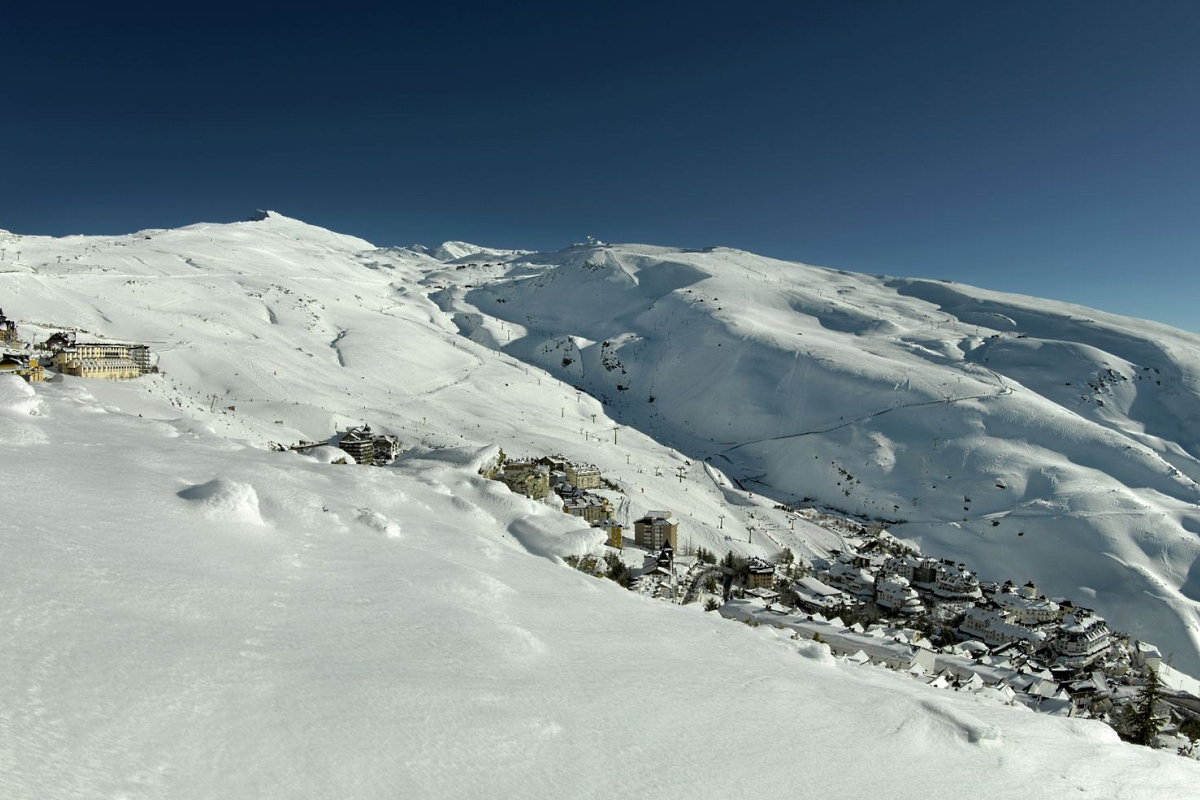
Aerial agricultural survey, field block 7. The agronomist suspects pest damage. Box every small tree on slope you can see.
[1120,668,1165,747]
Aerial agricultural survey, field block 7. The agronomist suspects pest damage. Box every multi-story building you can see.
[372,433,401,465]
[337,425,402,467]
[565,463,602,490]
[993,591,1060,626]
[883,556,939,586]
[958,607,1049,648]
[51,341,152,380]
[790,576,850,615]
[562,493,612,523]
[633,511,677,550]
[128,344,152,374]
[820,562,877,600]
[592,519,622,548]
[338,425,377,464]
[875,575,925,615]
[746,557,776,590]
[1052,611,1112,667]
[932,563,983,601]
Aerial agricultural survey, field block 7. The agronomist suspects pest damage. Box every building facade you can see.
[565,463,602,490]
[876,575,925,615]
[563,493,612,523]
[52,341,152,380]
[337,425,402,467]
[498,460,551,499]
[633,511,677,550]
[0,354,43,382]
[593,519,622,548]
[1052,611,1112,667]
[746,557,776,590]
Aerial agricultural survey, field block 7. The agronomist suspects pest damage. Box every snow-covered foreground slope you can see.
[3,376,1198,798]
[445,242,1200,674]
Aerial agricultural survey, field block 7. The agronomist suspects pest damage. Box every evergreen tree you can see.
[603,552,632,588]
[1120,669,1165,747]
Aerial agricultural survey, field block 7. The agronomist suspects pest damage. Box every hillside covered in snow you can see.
[446,239,1200,676]
[3,212,1200,796]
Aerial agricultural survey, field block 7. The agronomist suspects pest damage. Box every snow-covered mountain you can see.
[444,242,1200,676]
[2,212,1199,796]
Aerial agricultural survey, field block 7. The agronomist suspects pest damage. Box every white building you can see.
[883,555,939,585]
[875,575,925,615]
[1133,641,1163,673]
[791,576,849,614]
[1052,611,1111,667]
[993,592,1060,625]
[958,607,1048,648]
[821,562,876,600]
[933,564,983,601]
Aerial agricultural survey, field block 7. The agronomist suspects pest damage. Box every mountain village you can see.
[0,307,155,383]
[465,447,1197,754]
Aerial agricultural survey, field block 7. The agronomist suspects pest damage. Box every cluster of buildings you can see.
[0,352,44,382]
[486,453,620,546]
[489,454,601,500]
[484,452,683,556]
[712,527,1200,734]
[720,597,1087,716]
[796,540,1115,671]
[723,592,1198,737]
[0,310,153,383]
[486,440,1199,741]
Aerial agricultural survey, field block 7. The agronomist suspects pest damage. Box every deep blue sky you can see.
[4,2,1198,331]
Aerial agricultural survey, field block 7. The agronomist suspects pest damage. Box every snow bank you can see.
[356,508,402,539]
[176,477,266,527]
[790,636,837,665]
[0,375,42,416]
[507,517,605,559]
[305,445,356,464]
